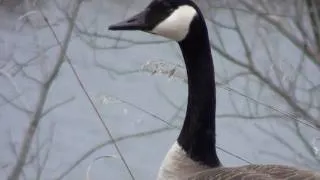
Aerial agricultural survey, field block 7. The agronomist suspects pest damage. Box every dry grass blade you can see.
[86,155,118,180]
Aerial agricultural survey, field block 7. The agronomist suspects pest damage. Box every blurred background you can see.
[0,0,320,179]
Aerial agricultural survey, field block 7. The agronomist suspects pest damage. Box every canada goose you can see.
[108,0,320,179]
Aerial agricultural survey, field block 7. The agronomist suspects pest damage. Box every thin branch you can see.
[255,124,313,163]
[41,97,75,118]
[229,5,254,66]
[95,55,320,131]
[306,0,320,52]
[206,16,236,30]
[7,131,27,180]
[240,0,320,69]
[19,68,43,84]
[0,93,32,114]
[219,71,252,84]
[0,69,31,111]
[75,25,171,49]
[35,123,55,180]
[217,84,318,130]
[258,151,314,168]
[212,35,319,128]
[216,114,284,120]
[7,1,82,180]
[293,120,320,163]
[259,31,286,90]
[42,4,138,179]
[55,127,174,180]
[95,61,141,76]
[206,3,315,18]
[155,83,181,110]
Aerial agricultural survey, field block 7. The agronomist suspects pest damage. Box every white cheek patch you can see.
[151,5,197,41]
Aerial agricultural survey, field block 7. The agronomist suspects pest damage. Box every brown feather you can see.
[188,165,320,180]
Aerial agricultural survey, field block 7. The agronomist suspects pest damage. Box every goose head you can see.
[108,0,202,42]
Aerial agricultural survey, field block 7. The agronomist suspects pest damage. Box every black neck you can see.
[177,15,221,167]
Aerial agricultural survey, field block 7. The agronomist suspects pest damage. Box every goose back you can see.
[188,165,320,180]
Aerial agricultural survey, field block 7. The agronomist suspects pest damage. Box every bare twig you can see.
[35,123,55,180]
[55,127,173,180]
[7,1,82,180]
[0,93,32,114]
[306,0,320,52]
[41,97,75,118]
[240,0,320,69]
[216,114,283,120]
[43,4,136,179]
[86,155,118,180]
[0,69,31,111]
